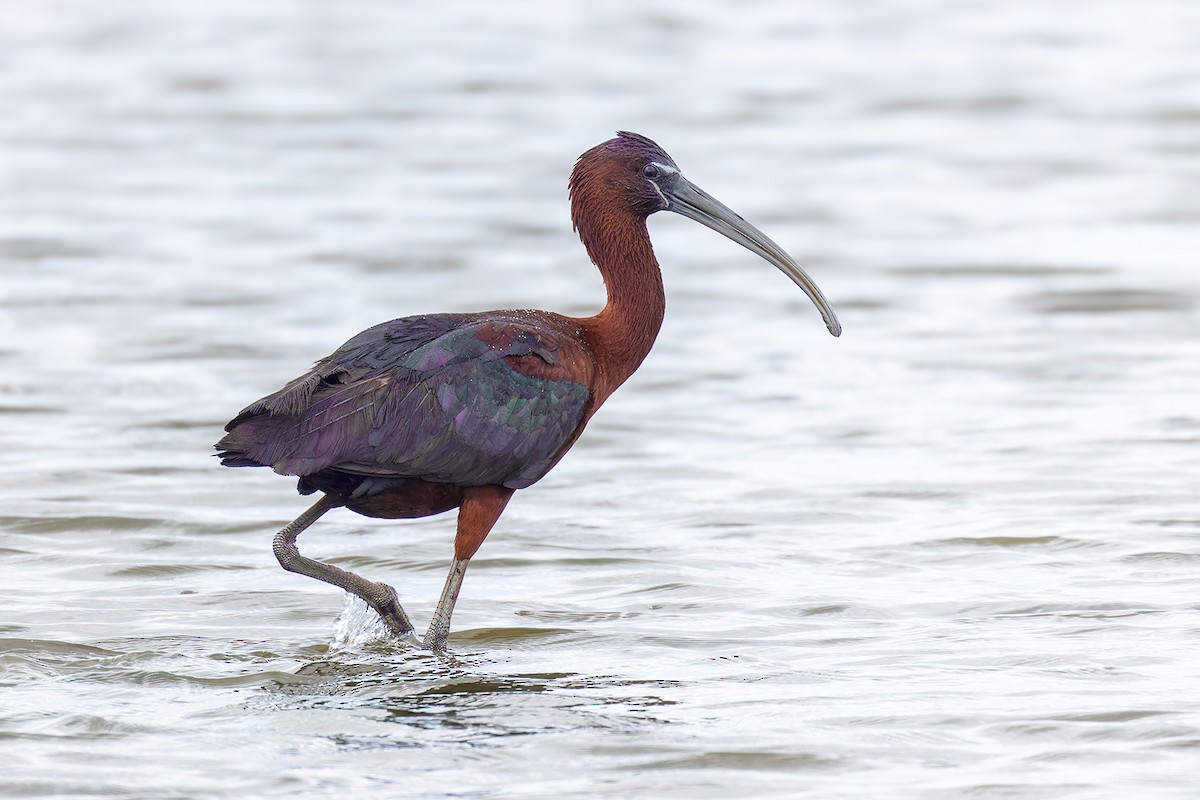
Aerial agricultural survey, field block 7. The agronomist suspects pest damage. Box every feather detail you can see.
[217,312,594,490]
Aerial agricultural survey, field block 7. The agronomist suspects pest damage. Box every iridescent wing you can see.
[218,313,593,489]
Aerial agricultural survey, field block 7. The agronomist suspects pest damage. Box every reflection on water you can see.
[4,0,1200,797]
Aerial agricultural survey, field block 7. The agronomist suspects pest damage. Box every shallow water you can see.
[3,1,1200,797]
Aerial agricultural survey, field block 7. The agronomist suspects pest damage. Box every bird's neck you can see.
[575,213,666,403]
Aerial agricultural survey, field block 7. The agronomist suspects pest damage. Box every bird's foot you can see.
[423,627,448,653]
[422,601,456,652]
[368,583,422,647]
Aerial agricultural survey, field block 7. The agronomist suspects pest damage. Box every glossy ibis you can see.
[216,132,840,649]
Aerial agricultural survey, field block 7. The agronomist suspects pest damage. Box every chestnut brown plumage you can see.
[216,132,840,649]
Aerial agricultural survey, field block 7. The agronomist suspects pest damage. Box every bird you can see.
[216,131,841,650]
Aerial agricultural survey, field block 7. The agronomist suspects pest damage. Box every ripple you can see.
[0,638,120,659]
[925,535,1087,549]
[108,563,254,577]
[0,515,167,534]
[0,237,103,261]
[633,750,841,771]
[891,263,1112,278]
[990,604,1165,620]
[1023,288,1194,314]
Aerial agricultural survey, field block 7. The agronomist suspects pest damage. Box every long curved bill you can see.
[666,177,842,337]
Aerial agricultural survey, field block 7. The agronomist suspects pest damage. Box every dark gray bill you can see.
[666,177,842,337]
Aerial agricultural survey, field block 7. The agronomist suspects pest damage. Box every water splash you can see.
[328,593,405,653]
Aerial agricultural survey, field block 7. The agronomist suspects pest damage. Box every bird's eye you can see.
[642,164,660,180]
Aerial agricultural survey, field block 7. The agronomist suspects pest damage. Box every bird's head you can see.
[570,131,841,337]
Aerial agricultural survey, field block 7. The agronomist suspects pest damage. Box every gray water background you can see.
[2,1,1199,797]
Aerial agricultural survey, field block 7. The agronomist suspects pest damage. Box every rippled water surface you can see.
[3,1,1200,797]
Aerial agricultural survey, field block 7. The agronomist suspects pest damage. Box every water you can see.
[3,1,1199,797]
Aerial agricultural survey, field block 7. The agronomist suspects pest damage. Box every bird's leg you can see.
[424,485,513,651]
[272,493,418,642]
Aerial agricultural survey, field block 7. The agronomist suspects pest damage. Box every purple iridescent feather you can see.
[217,313,591,490]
